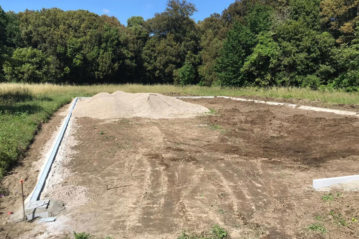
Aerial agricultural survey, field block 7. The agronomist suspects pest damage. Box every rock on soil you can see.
[73,91,210,119]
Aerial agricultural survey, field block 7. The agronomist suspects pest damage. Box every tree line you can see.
[0,0,358,91]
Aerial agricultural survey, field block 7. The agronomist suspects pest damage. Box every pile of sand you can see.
[73,91,210,119]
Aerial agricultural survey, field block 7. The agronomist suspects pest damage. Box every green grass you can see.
[308,223,327,234]
[73,232,92,239]
[329,210,347,226]
[178,225,229,239]
[0,83,358,181]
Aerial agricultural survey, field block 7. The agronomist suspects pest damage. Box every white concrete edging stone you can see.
[29,98,78,203]
[313,175,359,191]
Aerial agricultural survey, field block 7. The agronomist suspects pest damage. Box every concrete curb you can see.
[178,95,359,117]
[29,98,78,202]
[313,175,359,191]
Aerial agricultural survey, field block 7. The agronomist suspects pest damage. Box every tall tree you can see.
[126,16,149,83]
[147,0,196,41]
[142,34,182,83]
[332,26,359,91]
[198,14,227,86]
[215,4,273,86]
[215,22,256,86]
[143,0,199,83]
[321,0,359,43]
[0,6,7,81]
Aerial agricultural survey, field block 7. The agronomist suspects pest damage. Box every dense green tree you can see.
[273,21,336,86]
[215,4,273,86]
[0,6,7,81]
[270,0,336,86]
[332,26,359,90]
[142,34,182,83]
[321,0,359,43]
[126,16,149,83]
[197,14,227,86]
[174,61,196,85]
[174,51,200,85]
[3,47,54,83]
[215,22,256,86]
[241,32,280,86]
[5,12,21,49]
[147,0,196,41]
[143,0,199,83]
[17,9,132,84]
[289,0,320,29]
[0,0,358,90]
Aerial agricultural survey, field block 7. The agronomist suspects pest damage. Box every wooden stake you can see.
[20,179,26,221]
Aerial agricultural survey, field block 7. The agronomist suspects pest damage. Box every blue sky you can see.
[0,0,235,25]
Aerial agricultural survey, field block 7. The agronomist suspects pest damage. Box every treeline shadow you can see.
[0,90,33,104]
[0,104,43,115]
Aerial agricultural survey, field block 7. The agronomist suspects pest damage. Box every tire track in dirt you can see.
[8,98,359,239]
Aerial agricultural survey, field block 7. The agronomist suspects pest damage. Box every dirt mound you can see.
[73,91,209,119]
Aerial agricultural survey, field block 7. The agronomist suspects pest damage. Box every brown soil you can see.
[2,98,359,238]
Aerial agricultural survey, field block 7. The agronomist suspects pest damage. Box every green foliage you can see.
[308,223,327,233]
[126,16,148,83]
[174,62,196,85]
[289,0,320,29]
[174,51,200,85]
[241,32,280,86]
[215,22,256,86]
[246,4,273,34]
[3,47,55,83]
[332,28,359,91]
[273,22,335,86]
[322,193,335,201]
[147,0,197,41]
[5,12,21,49]
[215,4,273,87]
[142,34,182,83]
[16,8,132,84]
[0,6,7,81]
[211,225,228,238]
[177,225,229,239]
[73,232,91,239]
[302,75,321,90]
[329,210,347,226]
[143,0,199,84]
[198,14,226,86]
[320,0,359,43]
[0,0,358,90]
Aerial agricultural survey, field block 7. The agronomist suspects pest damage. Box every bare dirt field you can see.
[1,97,359,239]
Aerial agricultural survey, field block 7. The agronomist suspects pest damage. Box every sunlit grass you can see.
[1,83,359,105]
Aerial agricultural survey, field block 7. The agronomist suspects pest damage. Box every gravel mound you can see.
[73,91,209,119]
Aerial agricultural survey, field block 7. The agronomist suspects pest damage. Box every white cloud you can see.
[102,9,110,14]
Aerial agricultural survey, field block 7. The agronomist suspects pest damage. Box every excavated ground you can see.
[1,98,359,239]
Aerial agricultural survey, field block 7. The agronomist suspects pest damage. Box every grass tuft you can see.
[308,223,327,233]
[178,225,229,239]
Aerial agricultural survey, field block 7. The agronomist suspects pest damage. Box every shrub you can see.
[302,75,321,90]
[174,62,196,86]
